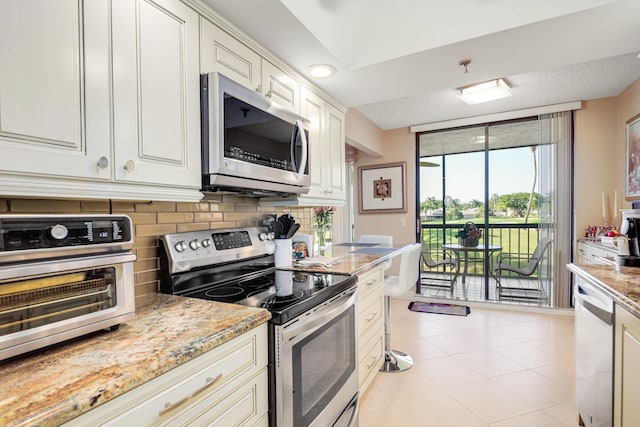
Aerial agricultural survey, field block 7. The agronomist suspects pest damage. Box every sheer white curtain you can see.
[538,111,573,308]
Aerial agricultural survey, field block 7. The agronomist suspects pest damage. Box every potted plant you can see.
[456,222,482,247]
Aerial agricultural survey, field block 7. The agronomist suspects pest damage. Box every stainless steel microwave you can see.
[200,72,311,197]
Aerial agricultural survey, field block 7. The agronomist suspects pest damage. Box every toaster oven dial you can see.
[49,224,69,240]
[189,239,201,250]
[174,241,187,253]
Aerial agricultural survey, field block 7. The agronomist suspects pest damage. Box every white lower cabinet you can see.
[356,266,385,393]
[64,325,268,427]
[577,240,618,265]
[614,305,640,427]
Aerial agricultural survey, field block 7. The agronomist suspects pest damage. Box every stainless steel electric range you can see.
[160,227,359,427]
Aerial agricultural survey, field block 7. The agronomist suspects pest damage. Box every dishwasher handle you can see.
[577,292,613,326]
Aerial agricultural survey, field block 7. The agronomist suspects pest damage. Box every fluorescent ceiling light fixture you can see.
[457,78,511,105]
[307,64,336,79]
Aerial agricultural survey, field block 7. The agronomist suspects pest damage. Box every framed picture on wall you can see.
[358,162,406,213]
[626,113,640,198]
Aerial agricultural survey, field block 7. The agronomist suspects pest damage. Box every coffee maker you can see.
[617,209,640,266]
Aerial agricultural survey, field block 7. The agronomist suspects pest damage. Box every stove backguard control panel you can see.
[162,227,275,274]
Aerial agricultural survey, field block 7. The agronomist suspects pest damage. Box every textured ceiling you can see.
[202,0,640,130]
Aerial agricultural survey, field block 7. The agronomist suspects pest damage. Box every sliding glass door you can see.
[417,115,572,308]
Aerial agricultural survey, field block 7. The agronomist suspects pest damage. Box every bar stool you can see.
[380,243,422,372]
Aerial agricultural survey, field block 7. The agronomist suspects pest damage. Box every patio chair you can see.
[494,238,552,302]
[420,244,459,294]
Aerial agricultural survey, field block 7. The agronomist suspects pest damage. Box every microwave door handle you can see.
[292,119,308,182]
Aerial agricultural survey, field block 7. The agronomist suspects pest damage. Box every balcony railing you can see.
[421,223,550,279]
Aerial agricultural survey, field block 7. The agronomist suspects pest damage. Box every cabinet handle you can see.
[255,84,262,94]
[265,90,272,98]
[366,312,377,322]
[365,279,376,286]
[124,160,135,173]
[159,373,223,417]
[97,156,109,169]
[366,355,379,369]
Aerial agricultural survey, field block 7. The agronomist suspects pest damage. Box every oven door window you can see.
[0,267,117,335]
[291,305,356,426]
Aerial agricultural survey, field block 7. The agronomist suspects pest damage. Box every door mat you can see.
[408,301,470,316]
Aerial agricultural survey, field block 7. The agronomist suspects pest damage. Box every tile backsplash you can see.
[0,196,314,307]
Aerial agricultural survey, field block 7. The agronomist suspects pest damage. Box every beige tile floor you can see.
[359,299,578,427]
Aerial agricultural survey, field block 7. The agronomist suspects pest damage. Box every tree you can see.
[499,192,536,217]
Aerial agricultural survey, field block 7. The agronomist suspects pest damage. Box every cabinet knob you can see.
[124,160,135,173]
[255,84,262,94]
[97,156,109,169]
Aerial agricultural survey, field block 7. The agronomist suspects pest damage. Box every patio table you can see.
[441,244,503,287]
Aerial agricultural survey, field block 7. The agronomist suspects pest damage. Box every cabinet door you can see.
[200,18,261,92]
[301,87,325,199]
[0,0,110,180]
[324,103,346,200]
[112,0,200,188]
[356,266,385,393]
[261,60,300,113]
[614,305,640,426]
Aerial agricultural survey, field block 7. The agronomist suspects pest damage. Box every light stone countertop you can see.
[0,293,271,427]
[287,242,412,275]
[567,263,640,317]
[0,242,407,426]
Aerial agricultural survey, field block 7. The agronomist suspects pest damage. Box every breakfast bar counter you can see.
[0,294,271,427]
[288,242,412,276]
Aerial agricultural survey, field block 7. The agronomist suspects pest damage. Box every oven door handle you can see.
[0,252,137,281]
[283,286,356,343]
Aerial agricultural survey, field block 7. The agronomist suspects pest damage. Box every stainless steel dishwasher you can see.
[575,276,614,427]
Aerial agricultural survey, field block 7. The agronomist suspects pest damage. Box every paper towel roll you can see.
[274,239,293,267]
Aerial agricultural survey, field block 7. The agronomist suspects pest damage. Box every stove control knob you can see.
[174,241,187,253]
[49,224,69,240]
[259,232,268,241]
[267,232,275,240]
[202,238,212,248]
[189,239,201,250]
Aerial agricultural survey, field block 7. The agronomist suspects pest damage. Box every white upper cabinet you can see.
[324,102,346,201]
[301,89,325,200]
[261,60,300,114]
[200,18,261,92]
[200,19,300,113]
[0,0,202,201]
[0,0,110,181]
[296,88,345,204]
[111,0,201,188]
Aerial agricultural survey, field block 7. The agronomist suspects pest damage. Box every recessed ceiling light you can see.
[457,78,512,105]
[307,64,336,79]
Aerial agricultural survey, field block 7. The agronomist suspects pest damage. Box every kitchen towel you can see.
[408,301,470,316]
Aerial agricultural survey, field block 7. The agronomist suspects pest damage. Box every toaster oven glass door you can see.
[0,267,118,336]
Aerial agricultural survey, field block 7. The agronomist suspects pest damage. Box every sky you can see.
[420,147,536,204]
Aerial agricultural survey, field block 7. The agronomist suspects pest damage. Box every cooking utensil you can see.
[285,223,300,239]
[271,220,284,238]
[277,215,293,237]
